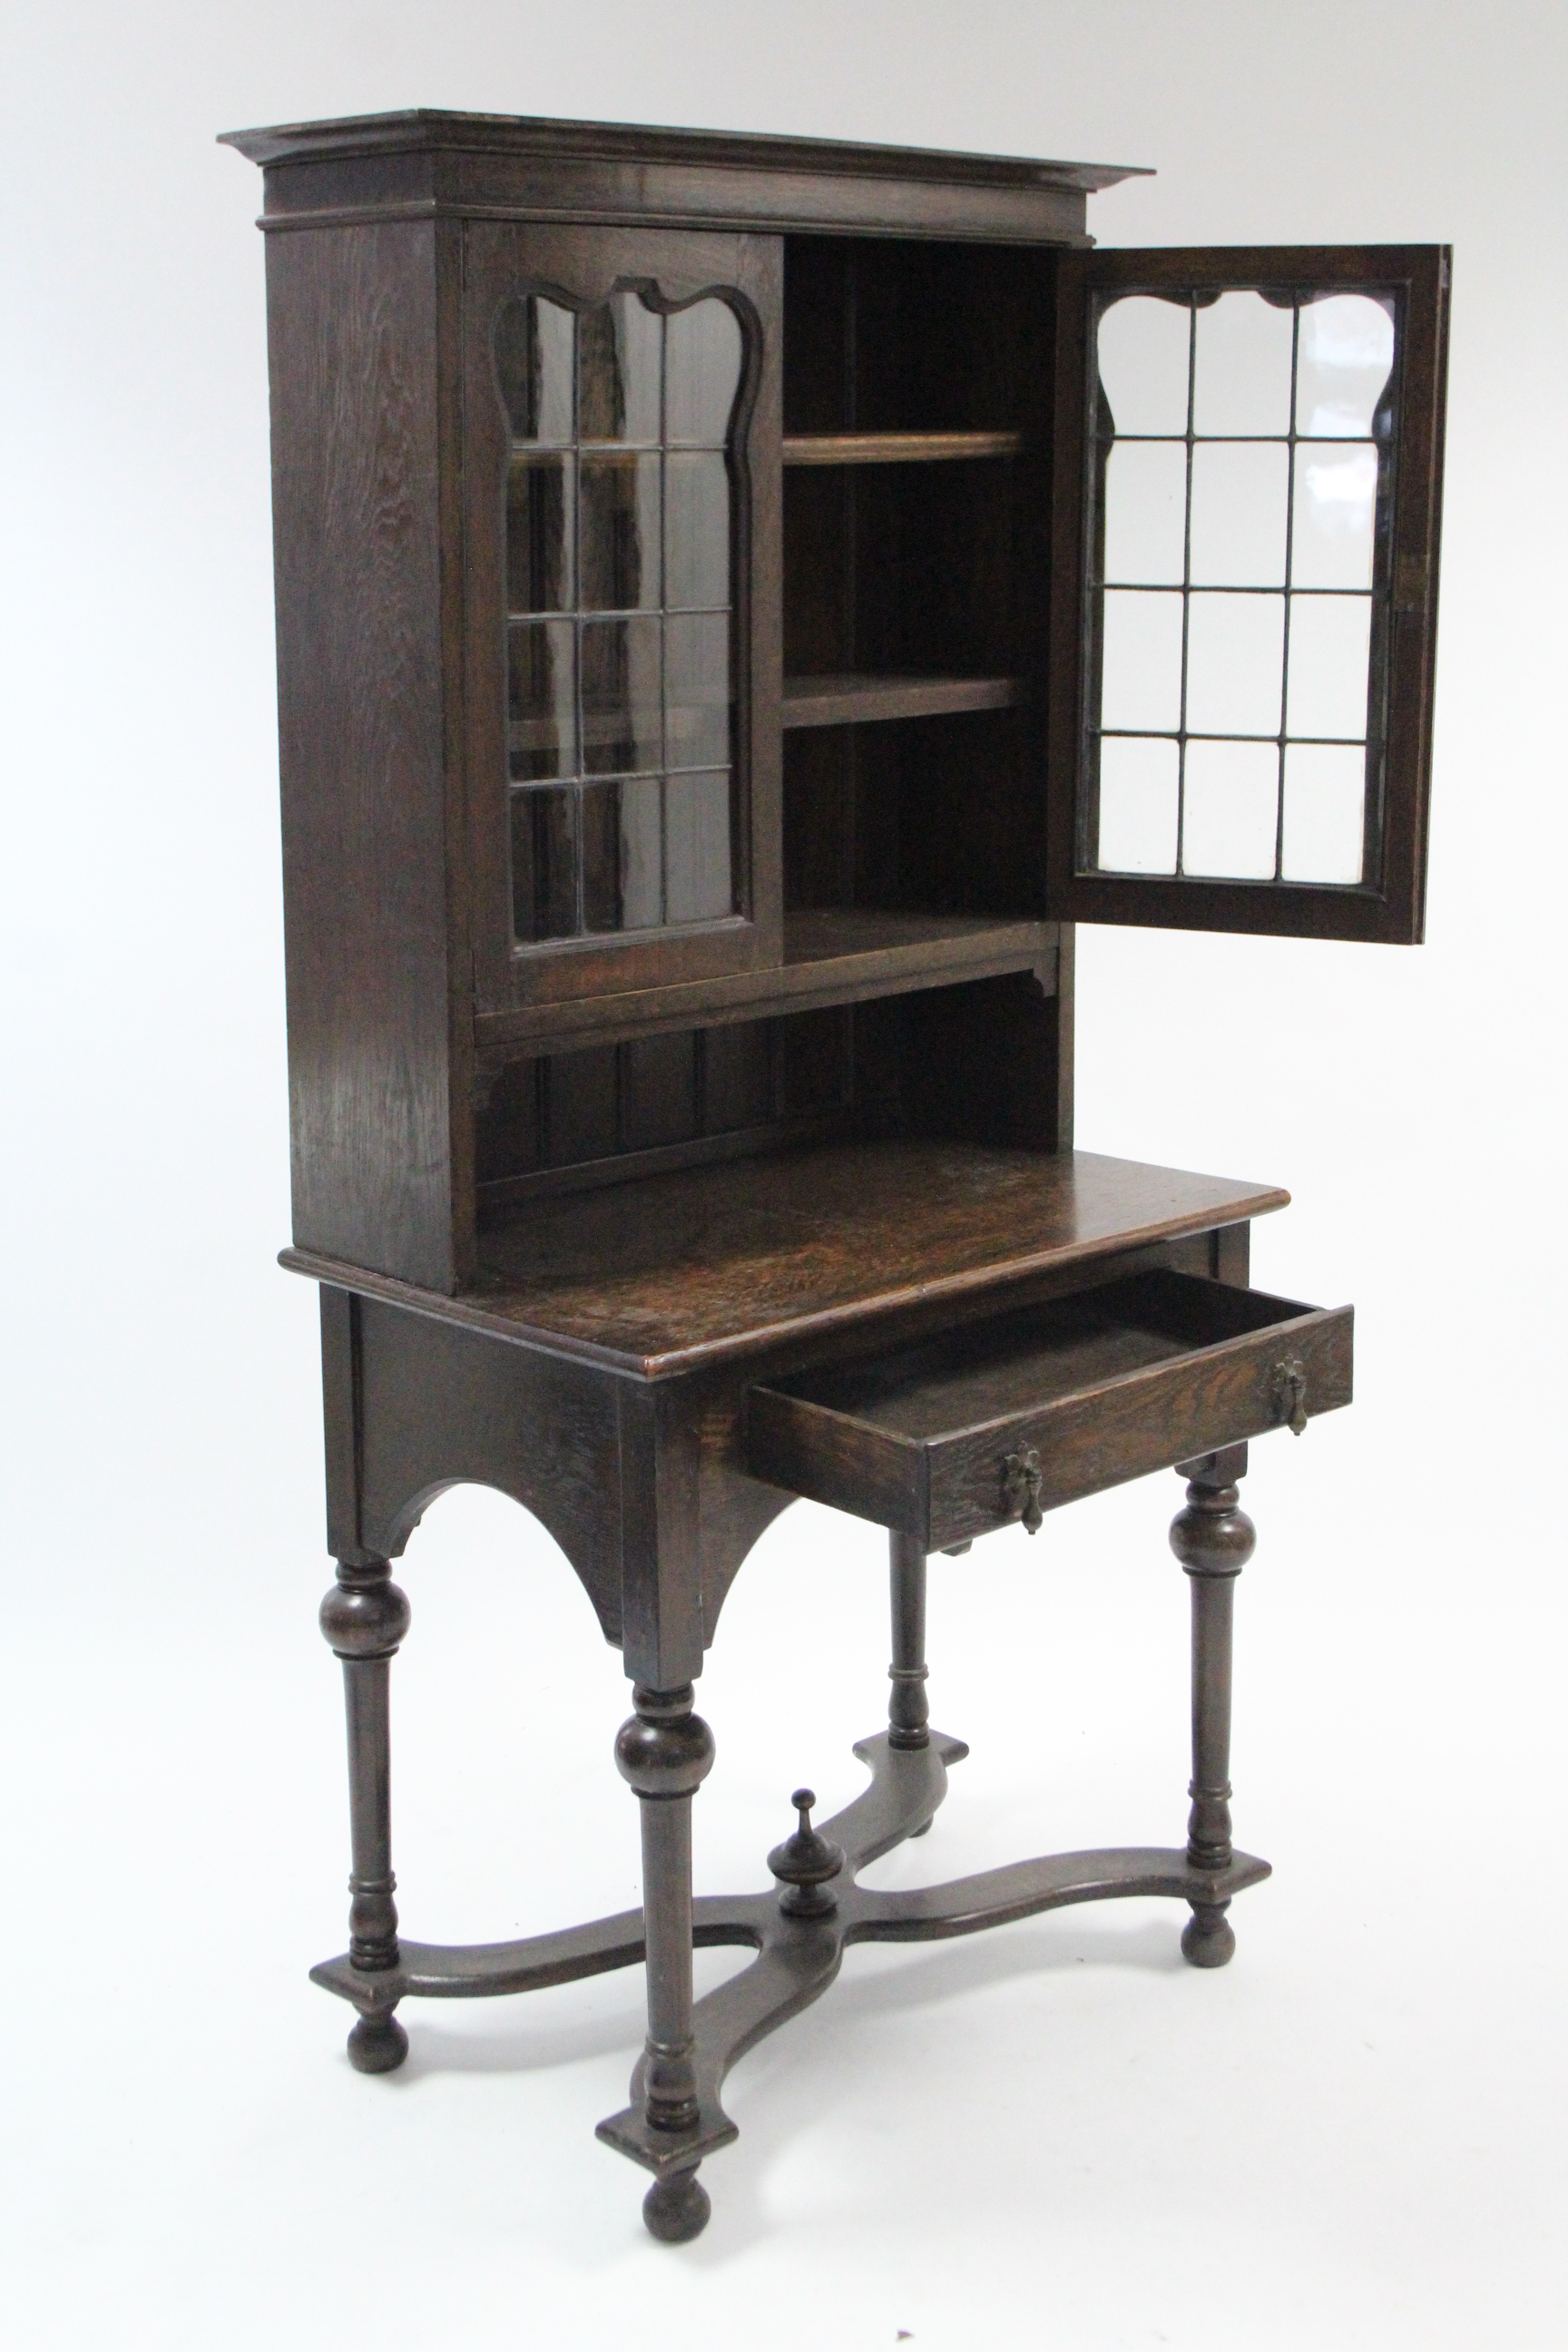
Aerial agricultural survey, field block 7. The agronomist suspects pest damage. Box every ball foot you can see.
[1181,1902,1236,1969]
[642,2165,710,2242]
[348,2010,409,2073]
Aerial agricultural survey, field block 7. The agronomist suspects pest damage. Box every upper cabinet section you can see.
[1049,247,1448,943]
[228,112,1451,1295]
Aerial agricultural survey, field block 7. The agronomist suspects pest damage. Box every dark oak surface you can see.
[283,1142,1287,1376]
[221,110,1142,190]
[221,113,1145,249]
[266,217,472,1294]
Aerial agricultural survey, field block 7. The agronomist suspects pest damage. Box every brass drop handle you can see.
[1273,1358,1308,1436]
[1003,1446,1044,1534]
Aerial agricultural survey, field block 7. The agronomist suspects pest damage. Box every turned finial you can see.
[767,1788,845,1918]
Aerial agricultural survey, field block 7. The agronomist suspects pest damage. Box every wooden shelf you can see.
[472,910,1059,1062]
[780,908,1041,968]
[783,673,1024,730]
[782,430,1025,466]
[285,1146,1289,1378]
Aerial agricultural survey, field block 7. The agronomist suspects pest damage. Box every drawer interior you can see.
[746,1267,1351,1544]
[764,1269,1321,1439]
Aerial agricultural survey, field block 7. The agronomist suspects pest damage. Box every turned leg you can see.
[615,1683,716,2241]
[1169,1455,1256,1967]
[888,1533,931,1752]
[887,1533,936,1835]
[319,1560,412,2070]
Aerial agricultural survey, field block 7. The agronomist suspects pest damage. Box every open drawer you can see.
[745,1269,1353,1550]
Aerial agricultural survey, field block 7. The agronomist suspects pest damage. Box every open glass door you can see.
[1047,247,1448,942]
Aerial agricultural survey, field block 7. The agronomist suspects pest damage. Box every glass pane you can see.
[506,454,574,613]
[1100,591,1183,731]
[1292,443,1377,590]
[1296,293,1395,437]
[1281,744,1366,883]
[510,786,576,941]
[666,770,733,921]
[666,300,743,446]
[579,454,661,612]
[581,615,662,776]
[1186,593,1284,734]
[1102,442,1186,585]
[620,773,664,929]
[665,453,730,609]
[1189,443,1289,586]
[506,618,577,780]
[1097,737,1179,874]
[1192,291,1293,436]
[1286,595,1372,739]
[579,293,662,444]
[665,612,731,769]
[1182,740,1279,877]
[1095,296,1190,436]
[495,297,574,445]
[582,774,664,932]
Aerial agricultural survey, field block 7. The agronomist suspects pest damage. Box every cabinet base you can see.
[311,1730,1269,2237]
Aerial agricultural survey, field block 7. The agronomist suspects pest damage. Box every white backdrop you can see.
[3,5,1563,2347]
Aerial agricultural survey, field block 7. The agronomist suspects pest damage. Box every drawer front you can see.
[925,1301,1352,1549]
[745,1279,1353,1550]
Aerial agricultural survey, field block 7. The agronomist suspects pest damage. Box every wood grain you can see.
[222,112,1145,248]
[267,220,465,1292]
[285,1144,1287,1376]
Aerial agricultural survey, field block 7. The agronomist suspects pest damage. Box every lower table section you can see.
[308,1265,1303,2243]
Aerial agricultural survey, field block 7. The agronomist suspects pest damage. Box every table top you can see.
[283,1142,1288,1379]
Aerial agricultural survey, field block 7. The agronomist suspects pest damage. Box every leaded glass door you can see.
[1047,247,1447,942]
[463,228,782,1012]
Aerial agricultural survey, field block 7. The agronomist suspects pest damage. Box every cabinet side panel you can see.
[267,221,458,1289]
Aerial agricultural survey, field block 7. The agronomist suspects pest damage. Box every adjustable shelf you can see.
[782,430,1025,466]
[782,673,1024,730]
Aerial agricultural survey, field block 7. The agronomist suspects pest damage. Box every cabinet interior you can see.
[781,237,1051,930]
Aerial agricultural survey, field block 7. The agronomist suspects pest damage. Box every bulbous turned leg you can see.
[615,1684,716,2240]
[1169,1456,1255,1968]
[320,1560,412,2070]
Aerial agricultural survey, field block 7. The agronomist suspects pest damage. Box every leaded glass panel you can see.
[1086,284,1397,889]
[495,289,743,944]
